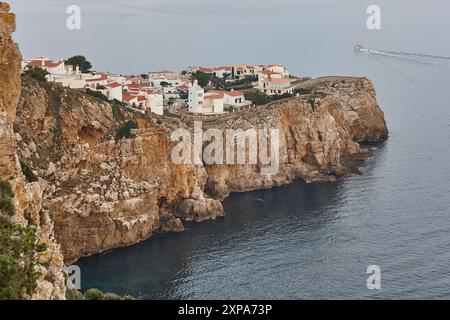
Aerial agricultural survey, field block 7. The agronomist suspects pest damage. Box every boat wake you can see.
[354,44,450,66]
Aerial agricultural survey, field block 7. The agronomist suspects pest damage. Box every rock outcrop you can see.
[0,2,66,300]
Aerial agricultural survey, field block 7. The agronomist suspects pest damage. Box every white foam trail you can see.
[356,47,450,66]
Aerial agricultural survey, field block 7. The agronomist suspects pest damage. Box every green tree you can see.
[191,71,212,87]
[66,55,92,73]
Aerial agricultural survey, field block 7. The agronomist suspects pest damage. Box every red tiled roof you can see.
[262,78,293,84]
[145,89,161,94]
[199,67,215,73]
[122,93,137,102]
[107,82,121,88]
[27,59,64,68]
[177,85,190,91]
[259,70,281,75]
[225,90,244,97]
[204,94,223,100]
[208,90,243,97]
[86,75,108,82]
[137,96,147,102]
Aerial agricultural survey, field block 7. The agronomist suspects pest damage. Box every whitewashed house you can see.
[257,78,296,96]
[149,70,177,79]
[85,74,108,89]
[25,57,66,75]
[207,90,252,109]
[203,93,224,114]
[188,80,205,113]
[147,91,164,115]
[122,93,139,108]
[106,82,123,102]
[232,64,257,79]
[107,74,127,85]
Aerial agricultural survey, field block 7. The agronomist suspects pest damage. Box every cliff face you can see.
[204,76,388,198]
[15,75,388,264]
[16,78,224,263]
[0,3,66,300]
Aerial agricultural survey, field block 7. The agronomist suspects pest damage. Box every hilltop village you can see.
[21,57,302,117]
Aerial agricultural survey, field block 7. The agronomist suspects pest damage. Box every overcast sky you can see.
[9,0,450,75]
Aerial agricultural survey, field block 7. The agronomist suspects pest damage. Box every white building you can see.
[106,82,123,101]
[232,64,257,79]
[208,90,252,109]
[149,70,177,79]
[203,93,224,114]
[147,91,164,115]
[25,57,66,75]
[85,74,108,89]
[188,80,205,113]
[107,74,127,85]
[257,70,283,81]
[257,78,296,96]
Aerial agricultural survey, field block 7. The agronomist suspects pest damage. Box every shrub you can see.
[116,120,138,140]
[0,180,14,217]
[0,224,44,299]
[24,67,48,82]
[244,90,272,106]
[103,292,121,300]
[85,288,104,300]
[272,92,294,101]
[66,289,85,300]
[20,161,38,183]
[191,71,212,87]
[122,295,136,300]
[85,88,110,103]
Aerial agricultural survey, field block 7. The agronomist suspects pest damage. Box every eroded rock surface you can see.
[0,2,66,300]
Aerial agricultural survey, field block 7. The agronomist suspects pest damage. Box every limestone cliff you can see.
[0,2,65,300]
[15,74,387,264]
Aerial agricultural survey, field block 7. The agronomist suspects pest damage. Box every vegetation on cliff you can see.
[0,223,47,300]
[23,67,48,82]
[0,180,14,217]
[66,288,136,300]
